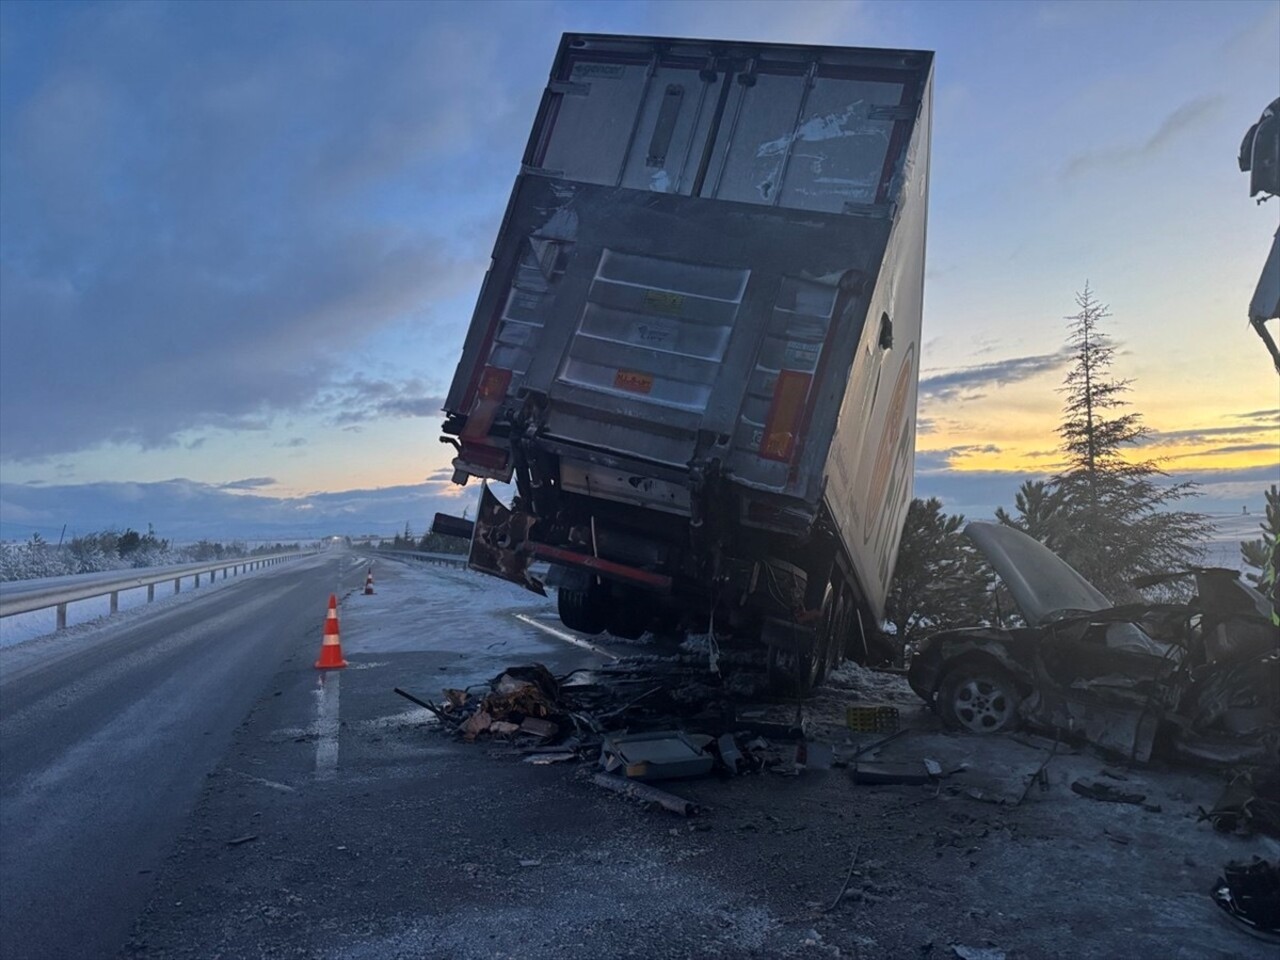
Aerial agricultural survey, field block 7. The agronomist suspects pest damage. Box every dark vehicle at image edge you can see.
[908,522,1279,766]
[434,33,935,689]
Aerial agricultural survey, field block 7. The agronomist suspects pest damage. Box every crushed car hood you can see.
[964,522,1177,658]
[964,522,1112,627]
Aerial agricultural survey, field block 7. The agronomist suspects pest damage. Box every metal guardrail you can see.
[0,551,316,629]
[370,548,467,568]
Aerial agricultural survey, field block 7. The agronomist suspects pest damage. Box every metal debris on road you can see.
[1070,779,1147,805]
[590,772,699,817]
[951,947,1006,960]
[1210,856,1280,940]
[1200,768,1280,838]
[600,731,714,782]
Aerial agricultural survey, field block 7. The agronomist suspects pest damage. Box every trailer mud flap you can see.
[469,484,546,596]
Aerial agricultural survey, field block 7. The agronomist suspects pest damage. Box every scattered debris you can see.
[1210,857,1280,940]
[226,835,258,847]
[600,731,714,781]
[519,717,558,739]
[718,733,745,776]
[392,686,448,722]
[523,752,576,765]
[824,841,863,913]
[852,760,939,786]
[591,772,699,817]
[951,947,1005,960]
[1200,768,1280,838]
[1071,779,1146,805]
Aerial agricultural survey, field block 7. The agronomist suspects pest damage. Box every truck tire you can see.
[557,585,607,635]
[768,582,837,696]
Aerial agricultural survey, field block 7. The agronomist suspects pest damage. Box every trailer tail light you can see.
[460,366,512,440]
[759,370,812,462]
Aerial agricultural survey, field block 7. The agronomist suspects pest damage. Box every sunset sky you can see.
[1,0,1277,541]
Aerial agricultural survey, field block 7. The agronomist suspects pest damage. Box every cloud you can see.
[1142,422,1280,446]
[0,2,532,463]
[918,349,1073,404]
[1230,410,1280,424]
[1063,95,1224,180]
[219,477,277,490]
[320,376,446,427]
[914,445,1003,472]
[0,475,482,542]
[1168,443,1278,459]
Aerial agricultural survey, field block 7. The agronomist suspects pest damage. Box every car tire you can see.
[937,662,1021,734]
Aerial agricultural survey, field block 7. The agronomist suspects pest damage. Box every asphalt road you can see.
[0,551,368,960]
[1,553,1272,960]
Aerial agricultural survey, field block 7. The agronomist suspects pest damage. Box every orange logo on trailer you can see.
[863,344,916,544]
[614,369,654,394]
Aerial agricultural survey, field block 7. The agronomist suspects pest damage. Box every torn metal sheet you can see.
[600,731,714,781]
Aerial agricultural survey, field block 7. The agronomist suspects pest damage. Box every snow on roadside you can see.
[0,557,323,651]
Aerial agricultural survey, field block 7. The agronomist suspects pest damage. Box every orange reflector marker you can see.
[315,594,348,669]
[760,369,812,462]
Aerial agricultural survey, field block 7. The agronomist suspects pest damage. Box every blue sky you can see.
[1,0,1277,541]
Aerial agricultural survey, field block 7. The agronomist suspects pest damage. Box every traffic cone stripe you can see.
[315,593,348,669]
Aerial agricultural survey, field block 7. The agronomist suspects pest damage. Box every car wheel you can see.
[938,663,1021,734]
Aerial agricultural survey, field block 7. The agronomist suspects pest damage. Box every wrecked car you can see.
[908,522,1279,765]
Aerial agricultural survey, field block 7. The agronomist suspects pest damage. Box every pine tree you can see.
[1241,484,1279,591]
[994,479,1068,551]
[885,498,993,646]
[1001,284,1211,600]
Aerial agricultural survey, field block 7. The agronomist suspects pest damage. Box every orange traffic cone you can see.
[315,594,348,669]
[363,568,374,595]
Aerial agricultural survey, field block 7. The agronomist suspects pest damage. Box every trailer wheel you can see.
[557,585,607,635]
[768,582,837,696]
[606,603,648,640]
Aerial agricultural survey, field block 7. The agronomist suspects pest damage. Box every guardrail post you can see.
[56,602,67,630]
[174,578,181,594]
[109,591,118,614]
[147,584,155,602]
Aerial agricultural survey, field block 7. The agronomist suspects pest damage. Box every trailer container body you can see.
[439,33,932,680]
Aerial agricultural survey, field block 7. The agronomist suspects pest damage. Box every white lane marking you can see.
[313,673,341,780]
[513,614,618,660]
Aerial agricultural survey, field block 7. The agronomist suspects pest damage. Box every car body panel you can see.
[907,531,1279,766]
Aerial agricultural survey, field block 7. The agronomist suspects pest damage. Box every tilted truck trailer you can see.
[435,33,933,688]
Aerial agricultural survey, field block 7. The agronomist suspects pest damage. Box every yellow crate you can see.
[846,705,900,733]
